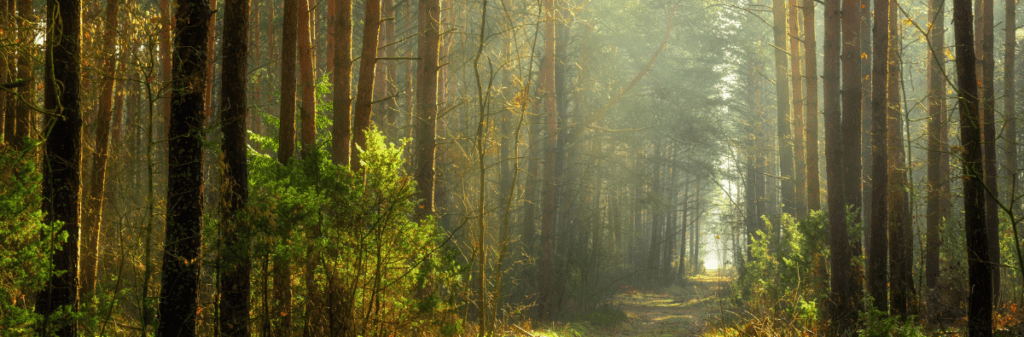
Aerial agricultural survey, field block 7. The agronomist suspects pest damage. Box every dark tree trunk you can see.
[332,0,351,165]
[0,0,7,145]
[279,0,297,163]
[887,6,912,315]
[868,0,890,313]
[925,0,947,316]
[157,0,210,335]
[841,0,865,320]
[414,0,440,220]
[538,0,558,319]
[12,0,33,150]
[980,0,1000,304]
[297,0,315,155]
[35,0,82,333]
[953,0,993,333]
[218,0,251,333]
[81,0,119,298]
[350,0,382,171]
[803,0,819,212]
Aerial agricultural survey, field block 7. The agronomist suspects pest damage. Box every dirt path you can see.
[584,272,733,337]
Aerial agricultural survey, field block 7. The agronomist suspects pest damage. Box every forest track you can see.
[585,271,733,337]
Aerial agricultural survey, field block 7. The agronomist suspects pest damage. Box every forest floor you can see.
[537,270,734,337]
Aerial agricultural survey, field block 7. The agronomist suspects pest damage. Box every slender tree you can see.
[539,0,559,319]
[803,0,819,211]
[789,0,805,217]
[332,0,352,165]
[952,0,993,334]
[273,0,298,334]
[81,0,119,297]
[12,0,33,150]
[414,0,440,219]
[35,0,82,333]
[925,0,947,315]
[979,0,1000,304]
[219,0,251,333]
[887,3,913,315]
[868,0,889,312]
[351,0,383,170]
[297,0,315,154]
[771,0,794,216]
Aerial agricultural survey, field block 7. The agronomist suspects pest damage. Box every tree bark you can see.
[81,0,119,298]
[803,0,819,212]
[298,0,315,154]
[279,0,297,163]
[35,0,82,333]
[12,0,33,150]
[218,0,251,333]
[772,0,795,216]
[332,0,352,165]
[158,0,210,335]
[953,0,993,333]
[841,0,864,327]
[789,0,805,217]
[887,5,912,316]
[350,0,382,170]
[925,0,947,316]
[979,0,1000,305]
[414,0,440,220]
[538,0,558,320]
[868,0,889,313]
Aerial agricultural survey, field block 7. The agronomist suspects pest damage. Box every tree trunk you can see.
[925,0,947,316]
[279,0,297,163]
[298,0,315,154]
[538,0,558,320]
[35,0,82,333]
[81,0,119,298]
[158,0,210,335]
[332,0,352,165]
[218,0,251,334]
[789,0,805,217]
[953,0,993,333]
[414,0,440,220]
[12,0,33,150]
[868,0,890,313]
[803,0,819,212]
[886,5,913,316]
[351,0,382,170]
[274,1,298,335]
[0,0,7,145]
[841,0,864,327]
[823,0,854,333]
[160,0,172,138]
[772,0,795,217]
[979,0,1001,305]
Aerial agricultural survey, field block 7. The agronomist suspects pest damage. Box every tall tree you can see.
[157,0,210,335]
[886,3,913,315]
[868,0,889,312]
[1005,0,1017,258]
[952,0,993,334]
[35,0,82,333]
[351,0,383,170]
[771,0,794,216]
[81,0,119,297]
[803,0,819,211]
[12,0,33,150]
[297,0,315,154]
[414,0,440,219]
[841,0,864,326]
[823,0,856,333]
[925,0,947,315]
[788,0,805,217]
[0,0,7,144]
[219,0,251,333]
[980,0,1000,304]
[274,0,298,335]
[539,0,558,319]
[332,0,352,165]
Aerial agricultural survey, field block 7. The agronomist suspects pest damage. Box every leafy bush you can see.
[247,127,463,335]
[0,148,58,335]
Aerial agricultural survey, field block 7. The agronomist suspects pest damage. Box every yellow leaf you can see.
[861,52,868,59]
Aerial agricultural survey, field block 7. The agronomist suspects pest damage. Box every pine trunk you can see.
[868,0,890,313]
[351,0,382,170]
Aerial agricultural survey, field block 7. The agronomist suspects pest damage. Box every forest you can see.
[1,0,1023,334]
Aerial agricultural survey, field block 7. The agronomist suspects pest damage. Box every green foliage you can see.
[727,211,830,334]
[246,126,462,335]
[0,148,58,335]
[857,307,926,337]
